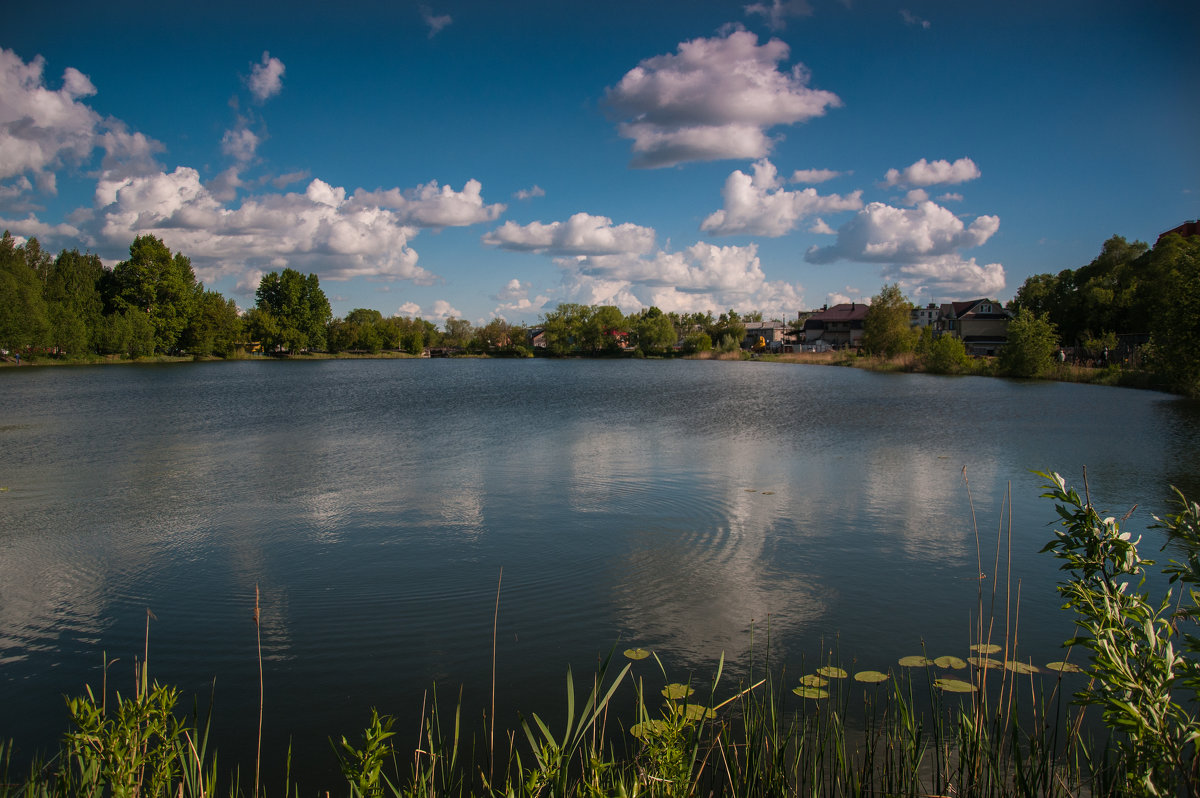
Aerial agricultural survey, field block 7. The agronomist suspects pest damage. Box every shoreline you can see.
[0,348,1167,395]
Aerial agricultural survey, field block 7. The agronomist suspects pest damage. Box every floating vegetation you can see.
[682,704,715,721]
[934,678,977,693]
[743,488,757,493]
[798,674,828,687]
[1045,661,1084,674]
[623,648,650,660]
[816,666,847,679]
[1005,660,1040,675]
[761,491,775,495]
[661,683,694,700]
[933,656,967,670]
[970,643,1002,654]
[630,719,667,739]
[898,655,933,667]
[967,656,1004,670]
[791,685,829,699]
[853,670,889,683]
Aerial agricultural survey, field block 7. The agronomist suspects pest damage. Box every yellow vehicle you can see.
[753,335,767,352]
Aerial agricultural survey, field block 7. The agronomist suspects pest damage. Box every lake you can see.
[2,358,1198,788]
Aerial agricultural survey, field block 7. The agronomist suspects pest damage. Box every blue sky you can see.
[2,0,1196,325]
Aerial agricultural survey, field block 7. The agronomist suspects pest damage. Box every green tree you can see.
[540,303,591,355]
[999,307,1058,378]
[180,289,241,357]
[45,249,105,356]
[635,307,677,354]
[0,232,51,352]
[707,310,745,352]
[254,269,332,352]
[861,283,916,357]
[923,333,970,374]
[1141,233,1200,396]
[108,236,198,353]
[583,305,627,353]
[442,317,474,350]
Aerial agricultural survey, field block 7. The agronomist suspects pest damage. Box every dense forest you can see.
[2,229,1198,395]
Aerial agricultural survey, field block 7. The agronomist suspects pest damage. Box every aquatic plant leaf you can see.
[1005,660,1040,675]
[798,674,828,687]
[854,671,889,683]
[1045,661,1083,674]
[816,666,848,679]
[630,719,667,739]
[934,656,967,670]
[934,678,977,693]
[970,643,1002,654]
[662,683,694,700]
[683,704,715,721]
[967,656,1003,670]
[623,648,650,660]
[898,655,933,667]
[791,686,829,699]
[761,491,775,495]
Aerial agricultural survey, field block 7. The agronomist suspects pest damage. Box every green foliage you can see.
[254,269,332,353]
[333,709,395,798]
[861,283,916,357]
[108,236,198,354]
[920,331,970,374]
[1143,234,1200,397]
[681,331,711,354]
[0,232,51,352]
[1038,471,1200,796]
[999,308,1058,378]
[633,307,677,354]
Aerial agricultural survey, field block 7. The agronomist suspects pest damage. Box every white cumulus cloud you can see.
[0,49,99,189]
[606,30,841,168]
[397,299,460,322]
[483,212,656,255]
[701,159,862,236]
[553,241,806,318]
[353,179,505,228]
[247,52,285,102]
[884,157,980,187]
[221,126,260,163]
[805,200,1004,299]
[791,168,843,184]
[92,168,441,288]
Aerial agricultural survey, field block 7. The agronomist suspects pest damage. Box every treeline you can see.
[0,232,774,361]
[1008,231,1200,395]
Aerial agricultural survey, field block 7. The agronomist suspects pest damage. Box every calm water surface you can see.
[2,358,1198,787]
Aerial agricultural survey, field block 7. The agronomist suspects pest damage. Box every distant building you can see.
[936,299,1012,356]
[741,320,789,350]
[802,303,869,348]
[910,303,941,328]
[1158,220,1200,244]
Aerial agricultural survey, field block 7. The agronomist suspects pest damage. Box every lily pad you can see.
[792,686,829,699]
[623,648,651,660]
[934,678,977,693]
[854,670,889,683]
[744,489,757,493]
[967,656,1004,670]
[798,674,828,687]
[934,656,967,670]
[1005,660,1040,675]
[683,704,715,721]
[630,719,667,739]
[1045,661,1083,674]
[816,666,848,679]
[898,655,933,667]
[662,683,694,700]
[970,643,1002,654]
